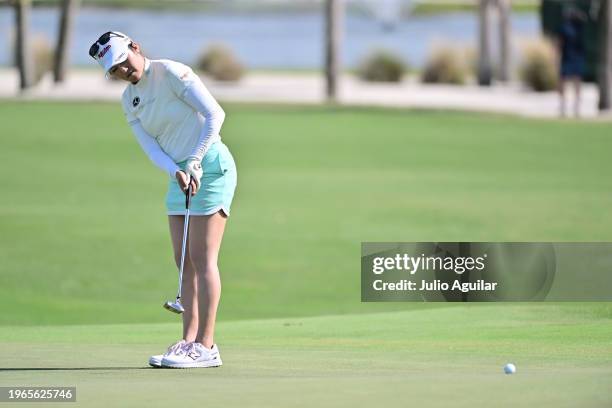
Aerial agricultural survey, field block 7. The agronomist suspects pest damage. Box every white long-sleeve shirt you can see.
[121,58,225,176]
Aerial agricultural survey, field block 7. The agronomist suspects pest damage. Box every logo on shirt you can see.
[132,97,140,107]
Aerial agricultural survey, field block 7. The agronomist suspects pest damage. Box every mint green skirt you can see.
[166,141,237,216]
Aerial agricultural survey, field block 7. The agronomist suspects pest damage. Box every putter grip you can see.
[185,181,192,209]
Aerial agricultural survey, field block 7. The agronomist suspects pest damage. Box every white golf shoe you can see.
[161,342,222,368]
[148,339,187,368]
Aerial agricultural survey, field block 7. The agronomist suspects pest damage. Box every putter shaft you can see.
[165,180,193,314]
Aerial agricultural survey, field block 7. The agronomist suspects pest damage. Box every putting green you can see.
[1,305,610,407]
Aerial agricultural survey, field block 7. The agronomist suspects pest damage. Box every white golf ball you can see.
[504,363,516,374]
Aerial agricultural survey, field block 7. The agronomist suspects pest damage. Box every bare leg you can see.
[558,79,566,118]
[188,211,227,349]
[168,215,199,342]
[572,76,581,118]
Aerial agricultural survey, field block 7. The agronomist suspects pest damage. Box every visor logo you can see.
[98,44,111,58]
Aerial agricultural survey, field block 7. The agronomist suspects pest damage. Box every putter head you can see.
[163,300,185,314]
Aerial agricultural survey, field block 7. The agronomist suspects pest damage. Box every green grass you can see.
[1,305,610,407]
[1,102,612,325]
[1,102,611,406]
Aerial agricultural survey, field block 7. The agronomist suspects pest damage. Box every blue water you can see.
[0,7,539,69]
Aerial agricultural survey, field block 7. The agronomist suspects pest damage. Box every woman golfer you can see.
[89,31,237,368]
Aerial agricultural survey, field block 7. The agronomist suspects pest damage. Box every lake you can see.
[0,7,539,69]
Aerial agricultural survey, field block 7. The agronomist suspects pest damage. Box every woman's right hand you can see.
[175,170,198,195]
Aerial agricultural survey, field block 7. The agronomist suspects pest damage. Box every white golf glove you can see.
[185,158,203,190]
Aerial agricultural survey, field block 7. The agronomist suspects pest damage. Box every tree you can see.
[599,0,612,110]
[478,0,493,86]
[498,0,511,82]
[14,0,33,90]
[54,0,80,83]
[325,0,344,102]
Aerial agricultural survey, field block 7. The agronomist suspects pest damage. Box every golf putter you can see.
[164,178,193,314]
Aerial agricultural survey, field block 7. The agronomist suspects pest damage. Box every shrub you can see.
[32,35,54,85]
[357,50,406,82]
[463,46,478,79]
[519,39,558,92]
[421,46,468,85]
[11,33,54,85]
[196,44,244,81]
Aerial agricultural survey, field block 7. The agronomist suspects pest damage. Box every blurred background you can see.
[2,0,612,117]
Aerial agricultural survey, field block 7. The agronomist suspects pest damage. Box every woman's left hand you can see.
[185,158,203,191]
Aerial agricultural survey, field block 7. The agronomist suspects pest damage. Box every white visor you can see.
[90,31,131,74]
